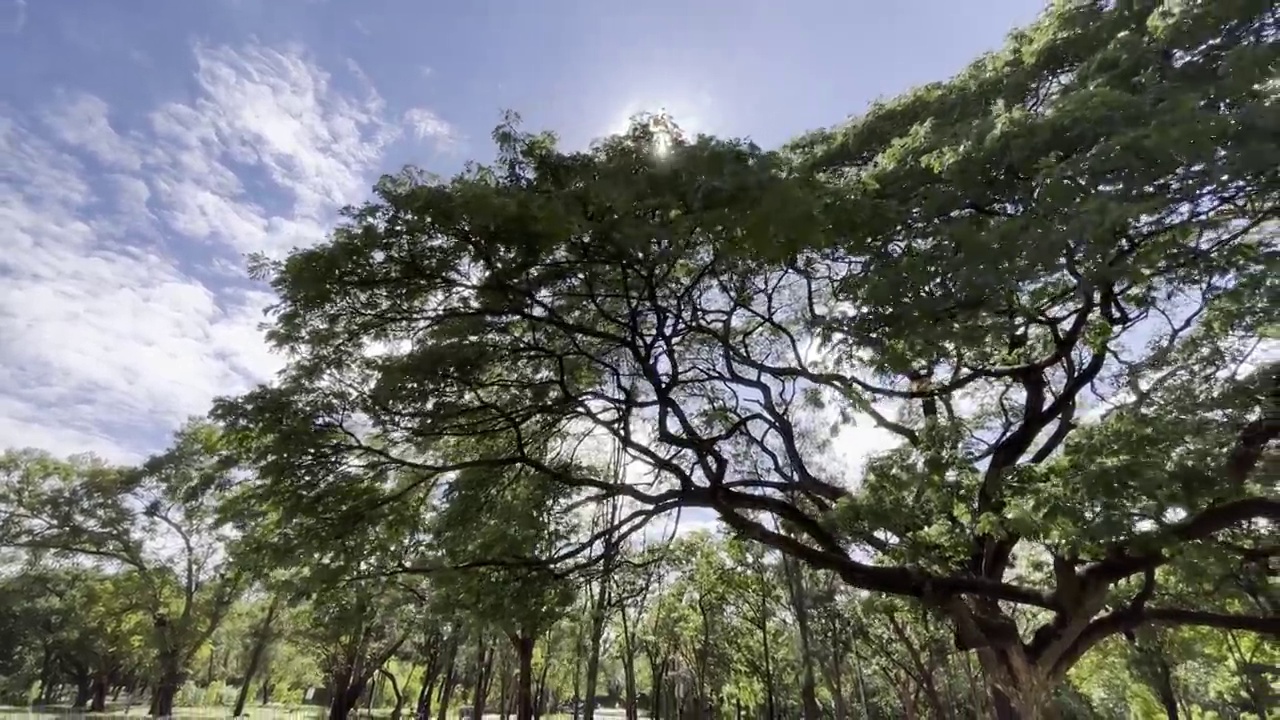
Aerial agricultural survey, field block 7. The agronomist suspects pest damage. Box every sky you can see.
[0,0,1048,464]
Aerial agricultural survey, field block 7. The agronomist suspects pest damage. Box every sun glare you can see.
[605,102,698,159]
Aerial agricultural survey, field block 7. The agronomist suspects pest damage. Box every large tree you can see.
[219,2,1278,717]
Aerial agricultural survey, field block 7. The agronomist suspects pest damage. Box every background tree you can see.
[0,422,244,717]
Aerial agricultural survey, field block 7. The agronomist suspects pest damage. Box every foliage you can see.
[2,2,1278,718]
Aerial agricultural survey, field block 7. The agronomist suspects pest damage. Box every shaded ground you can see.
[0,708,642,720]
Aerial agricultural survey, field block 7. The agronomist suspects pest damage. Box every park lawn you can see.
[0,707,320,720]
[0,708,579,720]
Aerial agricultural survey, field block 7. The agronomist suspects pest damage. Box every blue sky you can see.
[0,0,1046,463]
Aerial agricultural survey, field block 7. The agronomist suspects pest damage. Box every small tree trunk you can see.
[437,644,459,720]
[646,653,665,720]
[584,574,611,720]
[35,647,55,706]
[416,633,450,720]
[150,659,183,718]
[513,633,536,720]
[499,656,511,720]
[534,649,552,720]
[619,605,639,720]
[234,595,280,717]
[90,671,110,712]
[822,634,848,720]
[782,556,820,720]
[380,667,405,720]
[761,603,776,720]
[474,637,495,719]
[414,678,433,720]
[572,640,583,720]
[72,668,92,709]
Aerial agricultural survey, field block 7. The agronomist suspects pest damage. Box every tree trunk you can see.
[621,650,638,720]
[513,633,536,720]
[621,649,638,720]
[367,668,383,712]
[982,660,1049,720]
[820,631,848,720]
[436,644,459,720]
[416,632,451,720]
[990,687,1020,720]
[90,671,110,712]
[1137,646,1179,720]
[499,656,511,720]
[380,667,406,720]
[618,604,639,720]
[760,602,776,720]
[851,645,870,718]
[646,652,666,720]
[234,595,280,717]
[781,556,819,720]
[584,574,611,720]
[415,677,433,720]
[572,635,583,720]
[149,660,183,718]
[35,647,55,706]
[475,636,495,719]
[829,666,848,720]
[72,668,92,709]
[328,680,366,720]
[534,650,552,720]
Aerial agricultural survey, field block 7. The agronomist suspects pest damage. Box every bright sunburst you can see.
[604,101,700,158]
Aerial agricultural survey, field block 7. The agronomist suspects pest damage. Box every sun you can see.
[606,106,685,158]
[603,96,705,156]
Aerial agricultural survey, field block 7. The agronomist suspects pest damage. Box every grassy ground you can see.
[0,708,609,720]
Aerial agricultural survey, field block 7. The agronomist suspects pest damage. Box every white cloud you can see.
[404,107,457,146]
[0,42,454,462]
[41,92,143,172]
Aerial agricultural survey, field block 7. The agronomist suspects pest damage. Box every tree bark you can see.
[416,632,450,720]
[645,652,666,720]
[260,670,272,706]
[584,573,611,720]
[534,649,552,719]
[380,666,406,720]
[90,671,109,712]
[436,639,459,720]
[499,654,511,720]
[233,595,280,717]
[513,633,536,720]
[782,555,819,720]
[572,616,584,720]
[149,658,183,718]
[619,605,639,720]
[71,666,91,709]
[328,678,366,720]
[761,604,776,720]
[35,647,55,706]
[474,636,495,719]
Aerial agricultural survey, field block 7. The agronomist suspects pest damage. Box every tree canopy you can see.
[2,1,1277,719]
